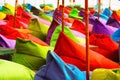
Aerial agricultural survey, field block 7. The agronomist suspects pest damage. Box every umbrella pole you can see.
[69,0,72,6]
[85,0,90,80]
[98,0,101,20]
[14,0,18,28]
[117,40,120,64]
[23,0,25,4]
[57,0,60,9]
[62,0,64,32]
[43,0,45,12]
[118,42,120,64]
[4,0,6,5]
[109,0,111,17]
[73,0,75,8]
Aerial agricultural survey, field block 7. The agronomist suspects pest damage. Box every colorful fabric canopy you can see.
[90,33,119,62]
[0,25,25,39]
[54,32,119,71]
[50,25,80,47]
[0,12,6,20]
[0,6,13,14]
[91,68,120,80]
[0,47,15,60]
[12,38,52,69]
[0,34,16,49]
[106,17,120,28]
[28,18,49,41]
[34,50,86,80]
[39,11,53,22]
[92,19,117,36]
[69,8,83,20]
[111,28,120,42]
[0,59,35,80]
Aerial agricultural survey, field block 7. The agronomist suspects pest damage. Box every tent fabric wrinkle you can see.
[34,50,86,80]
[54,32,119,71]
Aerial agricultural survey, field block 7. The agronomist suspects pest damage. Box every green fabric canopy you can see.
[69,8,83,20]
[0,47,15,55]
[0,59,35,80]
[50,25,80,47]
[12,38,53,70]
[91,68,120,80]
[0,6,13,15]
[0,47,15,60]
[39,11,53,22]
[28,18,49,41]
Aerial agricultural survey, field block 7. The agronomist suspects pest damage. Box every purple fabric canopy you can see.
[106,17,120,28]
[0,34,16,49]
[0,21,7,25]
[92,19,117,36]
[46,9,62,44]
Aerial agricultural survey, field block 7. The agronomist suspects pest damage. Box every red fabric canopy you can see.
[71,19,92,34]
[54,32,119,71]
[90,34,118,62]
[112,11,120,21]
[0,25,48,46]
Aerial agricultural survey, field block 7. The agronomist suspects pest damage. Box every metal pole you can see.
[14,0,18,28]
[85,0,90,80]
[62,0,64,32]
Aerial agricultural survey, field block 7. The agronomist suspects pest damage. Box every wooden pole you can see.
[62,0,64,32]
[23,0,25,4]
[14,0,18,28]
[69,0,72,6]
[85,0,90,80]
[57,0,60,9]
[73,0,75,7]
[117,40,120,64]
[109,0,111,17]
[4,0,6,5]
[43,0,45,12]
[98,0,101,20]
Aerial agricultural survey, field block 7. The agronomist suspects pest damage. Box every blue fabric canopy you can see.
[111,28,120,42]
[34,50,86,80]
